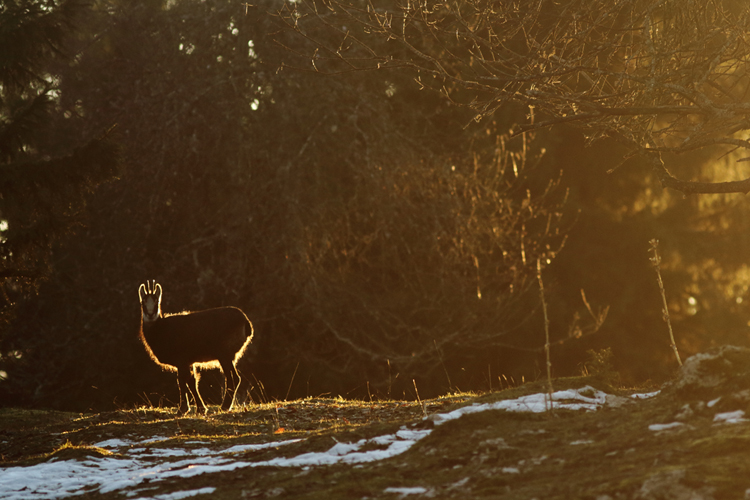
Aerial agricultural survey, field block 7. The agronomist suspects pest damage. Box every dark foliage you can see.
[0,0,119,339]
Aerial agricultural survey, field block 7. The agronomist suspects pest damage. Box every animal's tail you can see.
[234,313,254,364]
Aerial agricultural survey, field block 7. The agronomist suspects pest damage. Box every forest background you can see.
[2,0,750,411]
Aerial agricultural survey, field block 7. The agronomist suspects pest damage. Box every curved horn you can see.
[155,283,162,300]
[139,283,146,301]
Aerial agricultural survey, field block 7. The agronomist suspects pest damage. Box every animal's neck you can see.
[140,311,162,336]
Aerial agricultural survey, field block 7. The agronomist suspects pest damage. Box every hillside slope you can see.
[3,347,750,499]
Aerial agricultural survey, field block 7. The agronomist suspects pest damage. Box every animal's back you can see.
[144,306,253,368]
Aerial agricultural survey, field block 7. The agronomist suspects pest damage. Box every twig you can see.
[285,361,300,401]
[649,239,683,367]
[536,258,554,412]
[434,339,452,391]
[413,379,427,418]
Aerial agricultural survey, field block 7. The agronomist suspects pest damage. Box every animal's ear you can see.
[139,283,146,302]
[155,283,162,302]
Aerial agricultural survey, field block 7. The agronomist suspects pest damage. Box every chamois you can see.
[138,280,254,415]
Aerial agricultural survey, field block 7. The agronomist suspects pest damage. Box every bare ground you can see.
[3,367,750,500]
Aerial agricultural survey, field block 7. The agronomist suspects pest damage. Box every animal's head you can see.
[138,280,162,322]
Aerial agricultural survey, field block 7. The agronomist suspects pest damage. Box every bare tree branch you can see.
[278,0,750,195]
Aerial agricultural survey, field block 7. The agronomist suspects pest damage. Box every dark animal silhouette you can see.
[138,280,253,415]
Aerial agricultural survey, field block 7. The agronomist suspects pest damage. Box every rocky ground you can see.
[3,346,750,499]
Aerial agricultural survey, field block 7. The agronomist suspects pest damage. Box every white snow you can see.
[383,486,429,496]
[630,391,660,400]
[134,487,217,500]
[93,437,304,458]
[93,438,133,448]
[428,386,609,426]
[714,410,747,424]
[569,439,594,445]
[223,440,303,454]
[251,428,431,467]
[0,438,300,500]
[648,422,685,432]
[0,428,430,499]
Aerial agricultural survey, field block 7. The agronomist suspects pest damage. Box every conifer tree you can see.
[0,0,119,322]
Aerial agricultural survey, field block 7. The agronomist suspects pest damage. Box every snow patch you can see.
[569,439,594,445]
[94,438,133,448]
[648,422,685,432]
[134,487,217,500]
[223,439,303,454]
[253,428,431,467]
[631,391,660,400]
[714,410,747,424]
[428,386,608,426]
[384,486,429,496]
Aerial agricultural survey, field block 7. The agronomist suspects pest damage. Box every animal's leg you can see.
[219,359,240,411]
[190,365,208,415]
[233,364,245,406]
[176,366,193,415]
